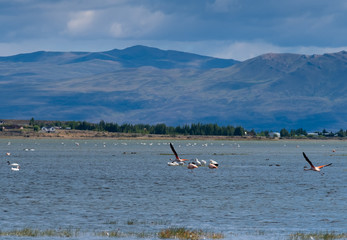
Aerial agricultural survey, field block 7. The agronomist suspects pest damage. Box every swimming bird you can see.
[7,161,20,171]
[170,143,188,162]
[168,161,179,166]
[303,152,332,175]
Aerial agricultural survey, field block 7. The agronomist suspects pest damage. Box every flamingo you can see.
[209,159,218,169]
[303,152,332,175]
[169,143,188,162]
[209,159,218,167]
[187,162,198,169]
[7,161,20,171]
[208,163,218,169]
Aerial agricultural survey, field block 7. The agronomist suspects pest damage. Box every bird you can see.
[169,143,188,162]
[187,162,198,169]
[7,161,20,171]
[194,158,202,166]
[302,152,332,175]
[168,161,179,166]
[209,159,218,167]
[208,163,218,169]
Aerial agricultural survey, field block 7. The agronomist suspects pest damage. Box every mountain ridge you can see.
[0,46,346,131]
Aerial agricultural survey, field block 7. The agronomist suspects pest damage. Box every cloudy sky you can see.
[1,0,347,60]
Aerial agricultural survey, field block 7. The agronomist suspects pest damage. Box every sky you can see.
[1,0,347,61]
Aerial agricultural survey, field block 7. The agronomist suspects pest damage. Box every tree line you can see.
[26,118,347,138]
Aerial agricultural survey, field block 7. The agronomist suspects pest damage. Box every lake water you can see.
[1,139,346,239]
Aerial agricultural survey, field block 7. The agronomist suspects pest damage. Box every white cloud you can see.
[67,10,95,35]
[108,6,166,39]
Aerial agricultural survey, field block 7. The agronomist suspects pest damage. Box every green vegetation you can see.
[289,231,347,240]
[1,227,346,239]
[2,118,347,139]
[0,228,79,237]
[158,227,224,240]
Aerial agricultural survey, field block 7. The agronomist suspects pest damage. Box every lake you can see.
[1,139,346,239]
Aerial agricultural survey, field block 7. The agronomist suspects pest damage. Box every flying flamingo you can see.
[170,143,188,162]
[303,152,332,175]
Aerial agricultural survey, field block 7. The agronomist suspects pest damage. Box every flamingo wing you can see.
[317,163,332,169]
[303,152,315,168]
[170,143,179,159]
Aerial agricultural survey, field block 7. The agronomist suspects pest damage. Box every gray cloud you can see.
[0,0,347,60]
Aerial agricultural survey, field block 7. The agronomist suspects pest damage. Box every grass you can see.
[158,227,224,240]
[0,228,80,237]
[289,231,347,240]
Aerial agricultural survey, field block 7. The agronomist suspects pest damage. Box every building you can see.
[269,132,281,138]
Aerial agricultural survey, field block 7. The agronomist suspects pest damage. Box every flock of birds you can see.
[167,142,333,174]
[3,141,333,174]
[168,142,219,169]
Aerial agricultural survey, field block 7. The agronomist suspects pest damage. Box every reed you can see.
[158,227,224,240]
[289,231,347,240]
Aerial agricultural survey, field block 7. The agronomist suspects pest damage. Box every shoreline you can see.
[0,129,345,141]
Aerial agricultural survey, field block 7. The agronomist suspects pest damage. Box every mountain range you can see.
[1,45,346,131]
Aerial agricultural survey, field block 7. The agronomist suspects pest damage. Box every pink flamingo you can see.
[170,143,188,162]
[303,152,332,175]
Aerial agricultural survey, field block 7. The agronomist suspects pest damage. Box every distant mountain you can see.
[0,45,346,131]
[0,45,238,69]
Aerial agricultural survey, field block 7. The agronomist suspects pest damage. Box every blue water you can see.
[1,139,346,239]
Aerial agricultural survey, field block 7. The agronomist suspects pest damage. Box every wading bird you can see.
[187,162,198,169]
[170,143,188,162]
[303,152,332,175]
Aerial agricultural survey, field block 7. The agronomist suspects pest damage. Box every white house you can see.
[269,132,281,138]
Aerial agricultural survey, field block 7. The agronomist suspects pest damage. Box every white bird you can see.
[7,161,20,171]
[200,160,207,166]
[194,158,202,166]
[168,161,179,166]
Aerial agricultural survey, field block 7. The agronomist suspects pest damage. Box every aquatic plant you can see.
[0,228,80,237]
[158,227,224,240]
[96,230,124,237]
[289,231,347,240]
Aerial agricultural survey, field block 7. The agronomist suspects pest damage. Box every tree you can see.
[234,126,244,136]
[29,117,35,126]
[280,128,290,137]
[337,129,346,137]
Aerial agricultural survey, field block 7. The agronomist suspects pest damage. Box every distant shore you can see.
[0,129,252,140]
[0,129,345,141]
